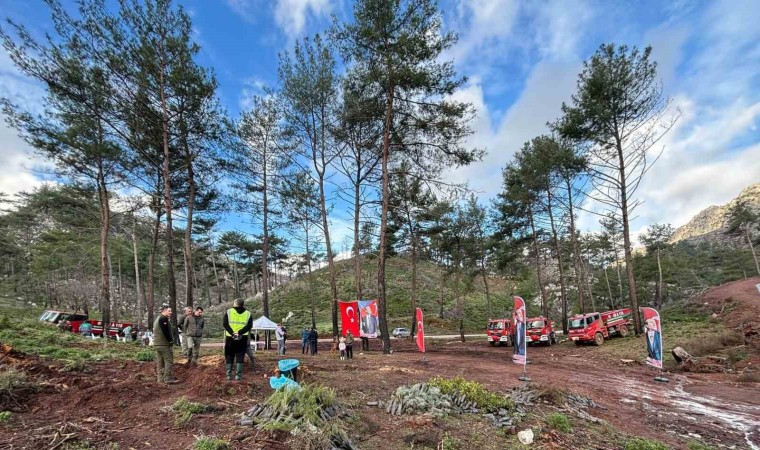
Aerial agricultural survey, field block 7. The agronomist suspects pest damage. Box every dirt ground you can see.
[1,280,759,450]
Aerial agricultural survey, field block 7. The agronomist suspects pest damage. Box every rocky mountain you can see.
[671,183,760,245]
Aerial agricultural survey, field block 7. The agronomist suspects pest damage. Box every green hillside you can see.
[255,255,538,336]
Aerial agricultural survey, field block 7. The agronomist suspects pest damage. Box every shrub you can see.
[439,432,459,450]
[428,376,512,412]
[545,412,571,433]
[171,397,209,426]
[0,369,26,393]
[135,350,154,362]
[625,438,670,450]
[0,411,11,423]
[193,437,231,450]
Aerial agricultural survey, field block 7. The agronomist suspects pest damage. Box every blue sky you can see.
[1,0,758,250]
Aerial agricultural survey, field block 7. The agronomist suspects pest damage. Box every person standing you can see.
[276,323,286,355]
[184,307,205,365]
[79,321,93,338]
[179,307,192,356]
[301,328,309,354]
[345,331,354,360]
[153,306,178,384]
[223,299,253,381]
[309,327,318,355]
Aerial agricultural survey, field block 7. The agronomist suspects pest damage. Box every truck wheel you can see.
[489,341,495,347]
[574,340,582,346]
[594,333,605,346]
[619,325,629,337]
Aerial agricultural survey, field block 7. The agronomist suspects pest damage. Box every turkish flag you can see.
[340,301,360,337]
[415,307,425,353]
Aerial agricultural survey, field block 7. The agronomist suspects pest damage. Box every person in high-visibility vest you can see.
[223,298,253,381]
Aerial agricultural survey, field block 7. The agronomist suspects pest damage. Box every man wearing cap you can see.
[179,306,192,356]
[153,305,179,384]
[184,307,205,365]
[223,299,253,381]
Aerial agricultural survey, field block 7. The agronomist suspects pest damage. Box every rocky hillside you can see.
[671,183,760,245]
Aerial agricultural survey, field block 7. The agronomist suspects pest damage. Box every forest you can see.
[0,0,758,351]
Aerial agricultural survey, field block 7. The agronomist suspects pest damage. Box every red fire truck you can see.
[487,318,514,346]
[567,308,632,346]
[526,316,557,346]
[38,310,134,338]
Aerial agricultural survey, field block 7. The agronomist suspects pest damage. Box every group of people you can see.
[300,327,319,355]
[338,331,355,360]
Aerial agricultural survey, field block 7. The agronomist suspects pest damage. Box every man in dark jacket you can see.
[184,307,205,365]
[223,299,253,381]
[153,305,178,384]
[308,327,318,355]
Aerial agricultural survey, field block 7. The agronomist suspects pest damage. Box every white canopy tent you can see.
[251,316,278,330]
[250,316,278,350]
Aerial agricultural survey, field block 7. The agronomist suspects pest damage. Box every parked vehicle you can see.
[526,316,556,346]
[392,327,410,338]
[487,319,514,347]
[38,309,134,338]
[567,308,632,346]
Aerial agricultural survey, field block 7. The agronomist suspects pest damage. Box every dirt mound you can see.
[696,276,760,347]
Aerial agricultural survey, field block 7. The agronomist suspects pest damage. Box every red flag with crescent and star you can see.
[415,307,425,353]
[339,301,360,337]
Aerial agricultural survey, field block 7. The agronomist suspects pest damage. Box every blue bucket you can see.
[269,375,299,390]
[278,359,300,380]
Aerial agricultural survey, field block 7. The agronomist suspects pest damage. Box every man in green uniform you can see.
[153,305,179,384]
[223,299,253,381]
[184,307,205,365]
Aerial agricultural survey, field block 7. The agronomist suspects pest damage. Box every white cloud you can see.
[274,0,331,36]
[226,0,332,36]
[0,115,52,198]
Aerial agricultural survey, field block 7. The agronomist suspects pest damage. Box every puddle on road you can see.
[612,375,760,449]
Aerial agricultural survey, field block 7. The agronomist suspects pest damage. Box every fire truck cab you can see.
[526,316,556,346]
[487,319,514,347]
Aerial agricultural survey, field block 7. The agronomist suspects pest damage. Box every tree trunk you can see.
[306,228,316,329]
[232,260,240,299]
[159,52,178,336]
[438,259,445,319]
[410,236,418,336]
[376,85,394,354]
[132,213,143,327]
[747,227,760,276]
[184,157,195,308]
[615,249,624,305]
[617,144,641,334]
[209,242,222,304]
[564,176,584,314]
[97,162,111,328]
[147,205,160,327]
[547,189,567,331]
[604,265,615,309]
[262,147,270,318]
[481,262,491,318]
[529,209,548,318]
[353,169,363,301]
[656,247,663,308]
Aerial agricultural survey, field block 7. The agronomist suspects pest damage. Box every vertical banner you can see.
[512,296,527,366]
[359,300,379,338]
[339,301,360,337]
[415,307,425,353]
[641,307,663,369]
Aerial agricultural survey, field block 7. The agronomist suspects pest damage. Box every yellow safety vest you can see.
[226,309,251,337]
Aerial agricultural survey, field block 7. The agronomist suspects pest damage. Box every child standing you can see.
[338,336,347,361]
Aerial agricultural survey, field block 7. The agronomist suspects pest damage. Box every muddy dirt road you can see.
[1,335,757,450]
